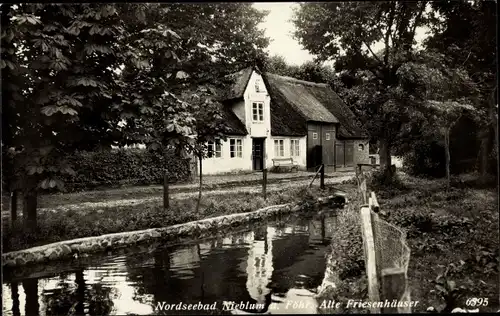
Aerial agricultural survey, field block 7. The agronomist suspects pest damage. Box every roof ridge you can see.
[264,72,329,87]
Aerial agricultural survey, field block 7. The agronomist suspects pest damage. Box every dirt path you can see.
[33,175,353,213]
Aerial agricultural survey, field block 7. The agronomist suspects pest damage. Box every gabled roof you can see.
[221,106,248,135]
[318,89,368,139]
[222,67,253,100]
[265,73,339,124]
[222,66,369,139]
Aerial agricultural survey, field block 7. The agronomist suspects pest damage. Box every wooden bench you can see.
[272,158,299,173]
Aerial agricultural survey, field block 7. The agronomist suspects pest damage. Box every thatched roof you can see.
[302,83,368,139]
[265,73,339,124]
[221,106,248,135]
[222,67,253,100]
[222,66,368,138]
[265,78,309,136]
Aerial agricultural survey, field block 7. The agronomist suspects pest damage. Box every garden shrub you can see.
[399,115,481,178]
[367,168,408,192]
[61,148,191,192]
[329,188,365,280]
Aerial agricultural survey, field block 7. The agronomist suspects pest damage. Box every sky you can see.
[253,2,430,66]
[253,2,314,65]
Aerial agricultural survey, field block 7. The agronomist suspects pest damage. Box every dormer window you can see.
[255,78,262,92]
[252,102,264,121]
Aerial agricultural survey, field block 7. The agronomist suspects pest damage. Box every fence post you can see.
[320,164,325,189]
[163,173,169,209]
[380,268,408,313]
[360,206,381,314]
[371,191,380,212]
[262,168,267,200]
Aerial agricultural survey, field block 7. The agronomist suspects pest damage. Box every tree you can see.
[116,3,269,210]
[293,1,434,179]
[2,4,133,230]
[396,49,479,187]
[259,54,300,77]
[2,3,269,230]
[180,86,230,212]
[259,55,338,87]
[425,0,497,180]
[423,100,476,189]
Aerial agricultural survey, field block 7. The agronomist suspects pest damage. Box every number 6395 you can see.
[465,298,488,307]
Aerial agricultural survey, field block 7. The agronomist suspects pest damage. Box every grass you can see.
[318,172,499,313]
[3,184,335,253]
[33,173,341,209]
[379,174,499,313]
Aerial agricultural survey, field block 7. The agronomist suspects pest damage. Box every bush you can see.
[61,148,191,192]
[399,115,481,178]
[367,168,408,192]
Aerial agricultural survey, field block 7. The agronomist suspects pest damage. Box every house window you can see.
[255,78,262,92]
[252,102,264,121]
[290,139,300,157]
[274,139,284,157]
[358,144,365,151]
[207,140,222,158]
[312,132,318,140]
[325,133,330,140]
[230,138,243,158]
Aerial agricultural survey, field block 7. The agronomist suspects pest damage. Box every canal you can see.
[2,210,337,315]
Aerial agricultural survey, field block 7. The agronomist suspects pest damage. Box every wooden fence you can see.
[358,167,412,314]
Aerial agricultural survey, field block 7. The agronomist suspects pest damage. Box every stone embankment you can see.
[3,195,340,268]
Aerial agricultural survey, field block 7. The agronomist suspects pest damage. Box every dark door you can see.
[345,141,354,167]
[314,145,323,166]
[252,138,265,170]
[335,142,345,167]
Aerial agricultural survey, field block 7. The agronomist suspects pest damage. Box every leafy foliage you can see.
[291,1,495,180]
[2,4,129,194]
[292,2,436,172]
[1,3,270,228]
[59,148,191,192]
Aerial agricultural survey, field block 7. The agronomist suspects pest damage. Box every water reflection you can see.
[3,212,336,315]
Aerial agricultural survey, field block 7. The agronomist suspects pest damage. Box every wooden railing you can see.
[359,189,412,314]
[308,164,325,189]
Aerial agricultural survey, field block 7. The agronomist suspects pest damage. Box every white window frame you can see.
[274,139,285,157]
[325,133,331,140]
[207,140,222,158]
[312,132,318,140]
[229,138,243,158]
[252,102,264,122]
[290,139,300,157]
[255,78,262,93]
[358,144,365,151]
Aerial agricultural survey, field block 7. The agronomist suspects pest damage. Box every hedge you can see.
[61,148,191,192]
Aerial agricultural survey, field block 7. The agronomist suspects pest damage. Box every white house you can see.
[200,66,370,175]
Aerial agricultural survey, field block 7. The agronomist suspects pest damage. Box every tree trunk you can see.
[445,128,451,191]
[478,131,490,180]
[11,282,20,316]
[75,269,85,315]
[379,138,394,183]
[23,190,38,232]
[11,190,18,225]
[23,278,39,316]
[379,139,392,169]
[196,155,202,212]
[163,172,169,210]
